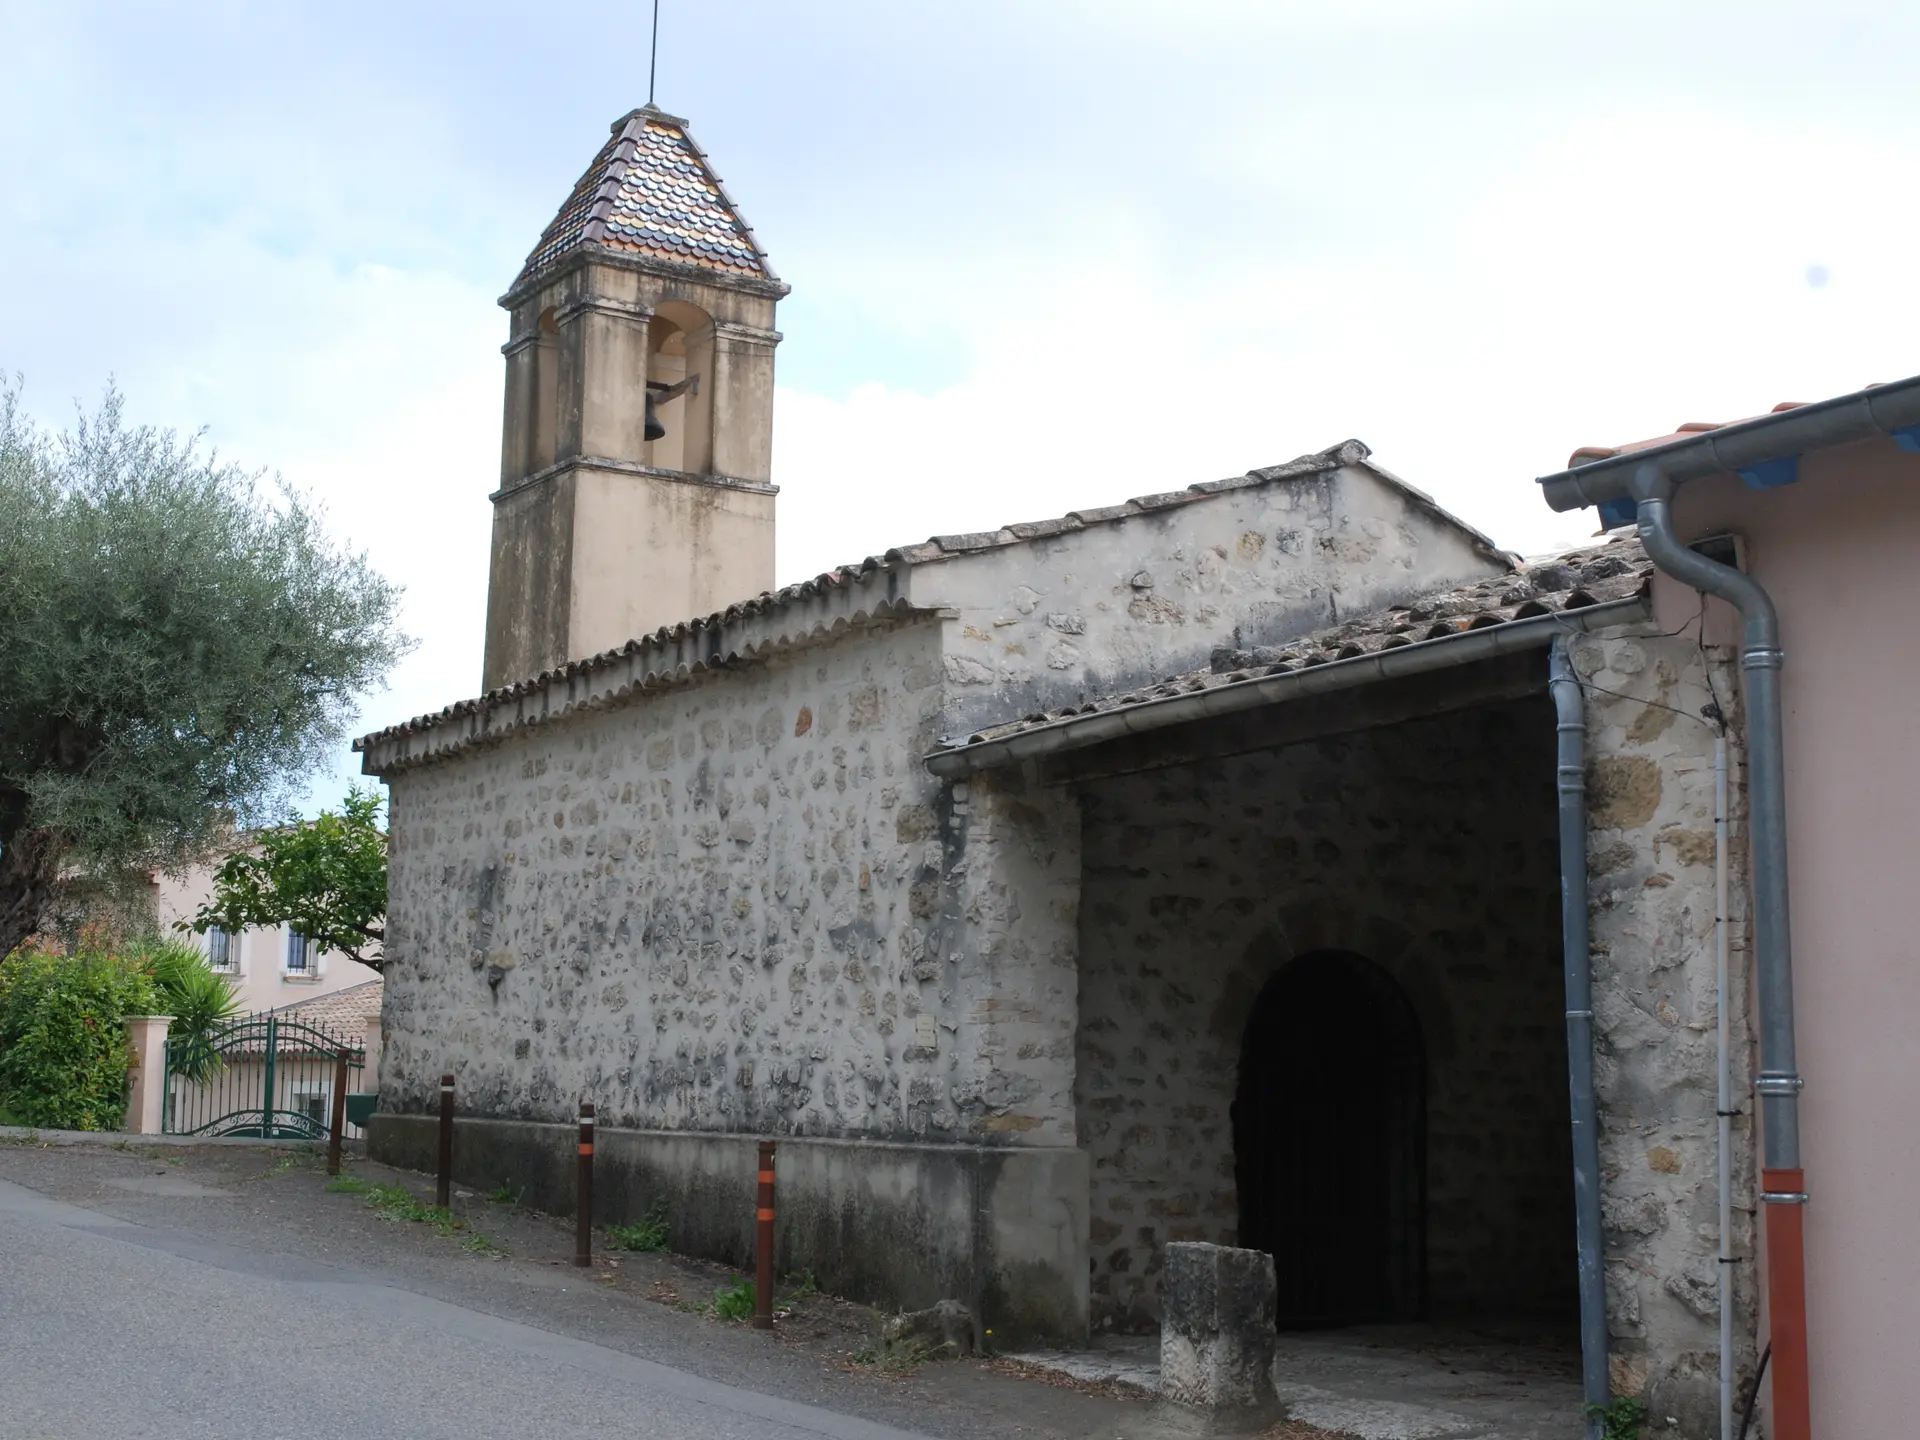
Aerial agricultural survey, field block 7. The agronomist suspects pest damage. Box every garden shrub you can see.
[0,942,157,1130]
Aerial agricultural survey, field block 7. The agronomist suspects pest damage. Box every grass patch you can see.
[849,1329,943,1372]
[605,1204,669,1253]
[487,1183,522,1205]
[327,1172,503,1251]
[783,1268,819,1298]
[1586,1398,1648,1440]
[260,1151,310,1179]
[712,1279,755,1322]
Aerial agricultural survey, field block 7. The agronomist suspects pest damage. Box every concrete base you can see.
[368,1114,1088,1347]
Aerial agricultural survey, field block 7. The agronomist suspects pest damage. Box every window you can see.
[289,1082,333,1134]
[295,1088,329,1130]
[285,931,315,976]
[207,927,239,974]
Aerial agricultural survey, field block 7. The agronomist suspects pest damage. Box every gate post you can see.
[261,1013,279,1137]
[124,1016,173,1135]
[327,1051,350,1176]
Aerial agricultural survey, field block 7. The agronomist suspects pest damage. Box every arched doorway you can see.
[1234,949,1426,1327]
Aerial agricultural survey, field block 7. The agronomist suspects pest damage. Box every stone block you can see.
[1158,1242,1279,1422]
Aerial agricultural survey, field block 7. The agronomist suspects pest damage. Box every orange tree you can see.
[189,789,387,971]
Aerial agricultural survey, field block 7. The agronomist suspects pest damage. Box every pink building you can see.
[1540,376,1920,1439]
[151,850,381,1015]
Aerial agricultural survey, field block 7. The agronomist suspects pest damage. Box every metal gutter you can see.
[925,594,1649,779]
[1536,372,1920,514]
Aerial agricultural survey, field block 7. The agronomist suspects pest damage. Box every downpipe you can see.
[1550,636,1609,1439]
[1716,733,1734,1440]
[1631,463,1811,1440]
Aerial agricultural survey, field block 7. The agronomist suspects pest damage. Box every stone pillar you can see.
[124,1015,173,1135]
[557,290,654,464]
[947,774,1082,1146]
[708,320,779,482]
[1159,1242,1280,1423]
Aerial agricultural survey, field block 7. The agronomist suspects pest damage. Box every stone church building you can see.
[361,106,1761,1431]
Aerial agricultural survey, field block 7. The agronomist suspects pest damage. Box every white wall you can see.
[153,861,381,1014]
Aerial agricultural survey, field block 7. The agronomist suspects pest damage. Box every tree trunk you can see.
[0,826,65,958]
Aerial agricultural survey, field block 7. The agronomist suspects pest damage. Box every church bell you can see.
[644,374,701,444]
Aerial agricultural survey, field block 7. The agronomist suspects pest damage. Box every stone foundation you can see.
[368,1113,1088,1346]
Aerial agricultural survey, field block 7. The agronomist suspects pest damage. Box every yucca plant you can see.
[140,939,241,1084]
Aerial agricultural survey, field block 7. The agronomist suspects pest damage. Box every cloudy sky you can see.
[4,0,1916,808]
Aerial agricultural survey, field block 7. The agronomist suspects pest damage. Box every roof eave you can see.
[1537,373,1920,513]
[500,244,792,310]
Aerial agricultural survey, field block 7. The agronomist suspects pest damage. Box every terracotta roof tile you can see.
[1568,397,1834,468]
[513,107,776,292]
[355,440,1511,771]
[276,979,382,1032]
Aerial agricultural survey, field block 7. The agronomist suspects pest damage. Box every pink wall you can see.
[1655,436,1920,1438]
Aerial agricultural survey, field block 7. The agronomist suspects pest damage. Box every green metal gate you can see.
[162,1011,368,1140]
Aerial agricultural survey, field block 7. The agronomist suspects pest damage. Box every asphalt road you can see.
[0,1172,934,1440]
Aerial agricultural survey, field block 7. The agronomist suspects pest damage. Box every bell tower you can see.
[482,105,787,691]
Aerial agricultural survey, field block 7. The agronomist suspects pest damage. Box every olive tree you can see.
[0,381,409,956]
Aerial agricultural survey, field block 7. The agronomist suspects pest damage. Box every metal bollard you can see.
[754,1139,776,1329]
[436,1073,455,1209]
[574,1101,595,1268]
[326,1051,349,1176]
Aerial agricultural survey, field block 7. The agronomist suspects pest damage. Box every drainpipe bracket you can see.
[1755,1073,1805,1096]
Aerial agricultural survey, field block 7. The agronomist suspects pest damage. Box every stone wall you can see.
[368,1113,1088,1344]
[917,455,1510,735]
[379,616,1077,1148]
[1573,632,1756,1432]
[1076,694,1575,1332]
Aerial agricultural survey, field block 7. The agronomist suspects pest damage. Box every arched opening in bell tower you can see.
[645,300,715,475]
[530,305,560,474]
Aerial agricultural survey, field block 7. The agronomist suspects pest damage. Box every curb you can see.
[0,1125,364,1151]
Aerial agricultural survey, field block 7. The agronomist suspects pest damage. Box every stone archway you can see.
[1233,949,1426,1327]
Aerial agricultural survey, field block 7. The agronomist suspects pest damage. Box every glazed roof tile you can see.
[513,106,776,292]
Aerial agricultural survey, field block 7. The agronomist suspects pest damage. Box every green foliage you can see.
[713,1279,756,1322]
[605,1204,670,1253]
[1586,1397,1648,1439]
[849,1325,941,1371]
[783,1269,819,1298]
[189,788,388,970]
[140,938,241,1084]
[488,1182,523,1205]
[0,942,157,1130]
[0,380,409,957]
[328,1174,469,1236]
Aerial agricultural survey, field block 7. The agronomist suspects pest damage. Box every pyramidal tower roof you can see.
[511,105,781,295]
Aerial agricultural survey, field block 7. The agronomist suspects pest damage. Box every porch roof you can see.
[924,536,1652,778]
